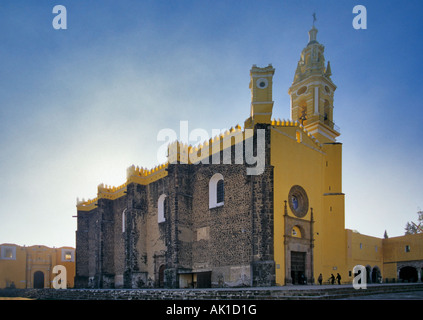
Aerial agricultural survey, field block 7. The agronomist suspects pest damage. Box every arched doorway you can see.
[365,265,372,283]
[158,265,165,288]
[371,266,381,284]
[33,271,44,288]
[399,266,418,283]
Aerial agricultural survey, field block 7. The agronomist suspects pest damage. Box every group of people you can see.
[317,273,342,285]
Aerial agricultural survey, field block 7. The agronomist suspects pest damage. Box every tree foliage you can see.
[405,210,423,235]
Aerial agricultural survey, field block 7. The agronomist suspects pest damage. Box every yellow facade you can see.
[0,244,75,289]
[263,25,422,285]
[267,25,346,285]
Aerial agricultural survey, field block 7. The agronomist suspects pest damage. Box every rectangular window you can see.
[61,248,75,262]
[0,246,16,260]
[405,245,410,253]
[216,180,224,204]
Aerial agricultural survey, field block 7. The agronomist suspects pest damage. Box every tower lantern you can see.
[288,25,339,143]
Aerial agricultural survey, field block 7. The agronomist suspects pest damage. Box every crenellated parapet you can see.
[76,123,255,212]
[76,163,169,211]
[76,196,98,212]
[167,124,247,165]
[126,163,168,185]
[97,182,128,200]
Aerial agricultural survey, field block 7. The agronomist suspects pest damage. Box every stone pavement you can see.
[341,289,423,300]
[1,282,423,300]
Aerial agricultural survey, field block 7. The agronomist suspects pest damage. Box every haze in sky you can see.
[0,0,422,247]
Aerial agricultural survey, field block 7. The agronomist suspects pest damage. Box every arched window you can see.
[158,194,167,223]
[291,225,302,238]
[298,100,307,123]
[122,208,127,233]
[209,173,224,209]
[324,99,331,121]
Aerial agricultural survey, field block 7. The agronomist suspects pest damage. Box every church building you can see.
[74,26,423,288]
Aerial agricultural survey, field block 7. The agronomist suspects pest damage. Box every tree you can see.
[405,210,423,235]
[383,230,388,239]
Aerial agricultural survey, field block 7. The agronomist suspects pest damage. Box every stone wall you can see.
[75,125,276,288]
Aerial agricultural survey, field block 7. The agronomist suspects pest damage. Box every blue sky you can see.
[0,0,422,247]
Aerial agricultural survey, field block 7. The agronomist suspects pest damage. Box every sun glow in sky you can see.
[0,0,422,247]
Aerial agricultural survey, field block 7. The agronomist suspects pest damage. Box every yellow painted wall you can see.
[271,125,321,284]
[345,230,383,283]
[319,143,347,283]
[383,233,423,263]
[0,244,26,289]
[382,233,423,280]
[0,244,75,289]
[271,122,349,285]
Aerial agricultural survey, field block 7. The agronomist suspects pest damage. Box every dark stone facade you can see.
[75,125,276,288]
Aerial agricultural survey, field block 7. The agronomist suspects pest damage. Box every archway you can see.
[399,266,418,283]
[33,271,45,288]
[371,266,381,284]
[365,265,372,283]
[158,265,165,288]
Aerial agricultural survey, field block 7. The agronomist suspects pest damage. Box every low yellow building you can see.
[344,230,423,284]
[0,243,75,289]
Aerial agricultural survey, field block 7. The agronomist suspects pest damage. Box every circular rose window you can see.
[288,185,309,218]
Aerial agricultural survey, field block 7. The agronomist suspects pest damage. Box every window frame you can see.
[158,194,167,223]
[61,248,75,262]
[209,173,224,209]
[0,246,16,260]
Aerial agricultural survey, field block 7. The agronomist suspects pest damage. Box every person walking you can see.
[318,273,323,285]
[336,273,342,285]
[330,274,335,285]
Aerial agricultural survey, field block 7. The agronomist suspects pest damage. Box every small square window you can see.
[1,246,16,260]
[61,249,74,262]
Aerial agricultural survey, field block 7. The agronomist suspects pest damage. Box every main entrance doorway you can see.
[291,251,306,284]
[197,271,212,288]
[33,271,44,288]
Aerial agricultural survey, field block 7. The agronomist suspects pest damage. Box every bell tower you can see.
[244,64,275,129]
[288,26,339,143]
